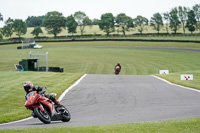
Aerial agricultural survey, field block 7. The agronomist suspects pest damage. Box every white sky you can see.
[0,0,199,27]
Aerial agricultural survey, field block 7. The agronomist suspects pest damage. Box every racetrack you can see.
[1,74,200,129]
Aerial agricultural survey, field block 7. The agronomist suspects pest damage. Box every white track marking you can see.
[0,74,87,126]
[0,117,33,126]
[151,75,200,93]
[58,74,87,101]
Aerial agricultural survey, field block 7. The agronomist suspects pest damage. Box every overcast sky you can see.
[0,0,199,27]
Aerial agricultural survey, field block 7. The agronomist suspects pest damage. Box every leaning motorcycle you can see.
[115,66,120,75]
[24,91,71,124]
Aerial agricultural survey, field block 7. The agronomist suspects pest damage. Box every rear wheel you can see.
[34,107,51,124]
[60,106,71,122]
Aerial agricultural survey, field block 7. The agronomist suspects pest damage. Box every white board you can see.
[159,70,169,74]
[181,74,193,80]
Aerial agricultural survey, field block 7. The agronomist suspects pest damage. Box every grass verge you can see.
[155,70,200,90]
[1,117,200,133]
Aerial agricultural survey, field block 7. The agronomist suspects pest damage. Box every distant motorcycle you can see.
[114,66,121,75]
[24,91,71,124]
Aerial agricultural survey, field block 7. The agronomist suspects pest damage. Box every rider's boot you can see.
[53,98,61,106]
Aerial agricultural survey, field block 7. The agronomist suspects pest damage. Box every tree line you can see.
[0,4,199,39]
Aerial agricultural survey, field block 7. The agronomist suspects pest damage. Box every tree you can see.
[133,16,148,34]
[186,10,197,34]
[0,13,3,39]
[66,15,78,35]
[150,12,163,34]
[2,18,14,38]
[163,12,170,34]
[92,19,99,25]
[178,6,188,34]
[115,13,133,35]
[13,19,27,38]
[169,8,181,34]
[74,11,92,35]
[31,26,43,37]
[83,17,93,27]
[26,16,44,27]
[193,4,200,32]
[43,11,66,37]
[0,13,3,21]
[98,13,115,36]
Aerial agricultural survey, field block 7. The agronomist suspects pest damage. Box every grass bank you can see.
[155,70,200,90]
[1,41,200,75]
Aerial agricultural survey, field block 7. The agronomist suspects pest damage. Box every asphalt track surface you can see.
[1,74,200,129]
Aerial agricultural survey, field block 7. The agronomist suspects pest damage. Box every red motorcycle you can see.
[24,91,71,124]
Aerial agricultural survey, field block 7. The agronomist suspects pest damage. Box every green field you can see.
[1,41,200,74]
[0,41,200,132]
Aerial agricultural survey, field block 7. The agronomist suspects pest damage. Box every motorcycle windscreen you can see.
[25,91,39,107]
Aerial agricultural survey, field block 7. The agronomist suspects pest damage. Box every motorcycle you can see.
[24,91,71,124]
[115,66,121,75]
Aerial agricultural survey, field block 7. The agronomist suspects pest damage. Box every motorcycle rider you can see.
[24,81,61,106]
[114,63,121,72]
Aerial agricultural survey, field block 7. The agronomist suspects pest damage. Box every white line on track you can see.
[0,74,87,126]
[151,75,200,93]
[58,74,87,101]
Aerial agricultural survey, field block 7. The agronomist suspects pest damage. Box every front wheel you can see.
[34,107,51,124]
[115,71,119,75]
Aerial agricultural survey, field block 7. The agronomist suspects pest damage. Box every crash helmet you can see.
[24,81,34,93]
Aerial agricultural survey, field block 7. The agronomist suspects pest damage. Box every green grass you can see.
[155,70,200,90]
[1,117,200,133]
[0,41,200,132]
[1,41,200,74]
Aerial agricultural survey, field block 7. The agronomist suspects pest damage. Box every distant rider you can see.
[24,81,61,106]
[114,63,121,73]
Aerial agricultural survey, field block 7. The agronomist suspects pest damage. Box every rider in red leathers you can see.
[24,81,61,106]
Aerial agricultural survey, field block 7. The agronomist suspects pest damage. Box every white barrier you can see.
[159,70,169,74]
[181,74,193,80]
